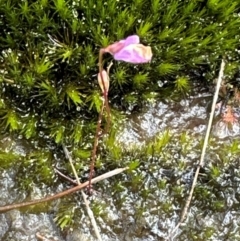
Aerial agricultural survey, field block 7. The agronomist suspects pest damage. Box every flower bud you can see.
[97,70,109,94]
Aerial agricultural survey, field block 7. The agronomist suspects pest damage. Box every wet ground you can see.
[0,86,240,241]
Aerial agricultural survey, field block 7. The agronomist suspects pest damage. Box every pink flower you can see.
[103,35,152,64]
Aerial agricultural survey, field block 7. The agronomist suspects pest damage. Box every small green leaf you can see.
[157,63,181,76]
[71,123,83,143]
[66,85,84,106]
[61,47,73,61]
[136,21,152,37]
[50,125,65,144]
[6,110,20,131]
[133,73,149,89]
[128,160,140,171]
[175,76,190,93]
[88,91,102,112]
[24,117,37,139]
[74,149,91,159]
[35,59,52,74]
[210,165,221,179]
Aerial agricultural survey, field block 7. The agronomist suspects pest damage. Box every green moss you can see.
[0,150,20,168]
[0,0,240,235]
[54,198,76,229]
[210,165,221,179]
[175,76,191,93]
[20,151,55,185]
[1,0,240,142]
[146,130,172,155]
[0,109,21,131]
[21,115,38,139]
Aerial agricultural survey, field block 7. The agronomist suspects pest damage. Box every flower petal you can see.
[124,35,140,46]
[114,44,152,64]
[104,42,124,55]
[104,35,140,55]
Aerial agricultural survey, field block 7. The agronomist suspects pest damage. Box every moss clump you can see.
[0,0,240,143]
[0,0,240,237]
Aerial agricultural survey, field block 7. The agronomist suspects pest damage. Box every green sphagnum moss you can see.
[0,0,240,235]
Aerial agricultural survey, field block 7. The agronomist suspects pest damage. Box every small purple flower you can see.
[104,35,152,64]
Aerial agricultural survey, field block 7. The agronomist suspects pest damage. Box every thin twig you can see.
[80,191,102,241]
[36,232,55,241]
[170,59,226,237]
[0,167,128,213]
[3,77,15,84]
[62,145,103,241]
[54,168,77,185]
[62,145,80,184]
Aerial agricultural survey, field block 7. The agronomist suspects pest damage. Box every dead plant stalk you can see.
[0,167,128,212]
[170,59,226,237]
[62,145,103,241]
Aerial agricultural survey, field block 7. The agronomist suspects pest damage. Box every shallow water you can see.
[0,87,240,241]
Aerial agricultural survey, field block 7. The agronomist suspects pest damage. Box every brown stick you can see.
[54,168,77,185]
[0,167,128,213]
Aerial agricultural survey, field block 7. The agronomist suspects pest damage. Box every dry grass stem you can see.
[62,145,103,241]
[170,59,226,238]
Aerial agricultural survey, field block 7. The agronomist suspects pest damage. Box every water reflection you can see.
[1,88,240,240]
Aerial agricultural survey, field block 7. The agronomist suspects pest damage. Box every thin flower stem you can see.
[104,61,113,132]
[98,49,104,73]
[103,93,111,133]
[170,59,226,238]
[0,167,128,213]
[88,102,105,189]
[98,48,111,132]
[88,51,113,189]
[63,145,103,241]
